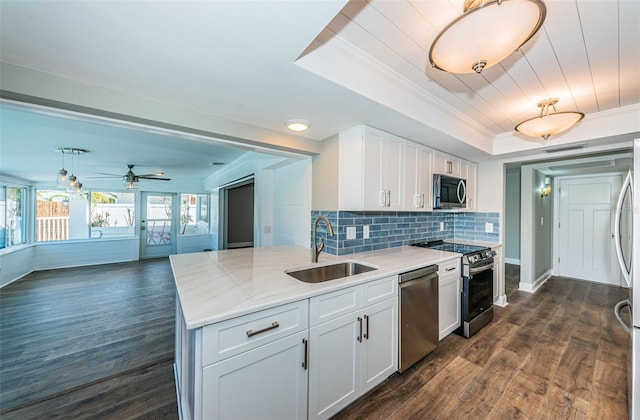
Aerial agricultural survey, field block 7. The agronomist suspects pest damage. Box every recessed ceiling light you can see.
[154,172,165,176]
[286,119,310,132]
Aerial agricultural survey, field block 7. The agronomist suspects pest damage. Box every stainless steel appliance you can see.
[398,265,439,373]
[433,174,466,209]
[414,240,495,337]
[614,138,639,418]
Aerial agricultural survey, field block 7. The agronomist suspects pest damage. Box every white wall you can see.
[272,158,312,247]
[34,238,139,271]
[177,234,214,254]
[505,169,521,264]
[0,245,34,287]
[205,152,311,250]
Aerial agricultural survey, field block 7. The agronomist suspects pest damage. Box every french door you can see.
[140,192,177,258]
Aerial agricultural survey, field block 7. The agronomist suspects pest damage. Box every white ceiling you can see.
[0,0,638,185]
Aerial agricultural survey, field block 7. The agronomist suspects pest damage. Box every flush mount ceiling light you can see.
[429,0,546,74]
[515,98,585,141]
[285,119,310,132]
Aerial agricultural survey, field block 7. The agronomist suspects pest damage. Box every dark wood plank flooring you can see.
[0,259,178,419]
[1,260,628,419]
[334,274,629,419]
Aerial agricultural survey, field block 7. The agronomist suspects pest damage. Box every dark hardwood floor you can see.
[334,273,629,419]
[0,259,178,419]
[1,260,629,419]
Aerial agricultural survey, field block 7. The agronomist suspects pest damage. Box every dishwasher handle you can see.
[399,265,438,284]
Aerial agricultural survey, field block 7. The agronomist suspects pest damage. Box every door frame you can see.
[140,191,178,258]
[552,172,624,284]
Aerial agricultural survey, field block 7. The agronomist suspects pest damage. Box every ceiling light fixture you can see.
[515,98,585,141]
[55,148,88,192]
[429,0,546,74]
[285,119,310,132]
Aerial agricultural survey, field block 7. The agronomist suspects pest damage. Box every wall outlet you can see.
[346,226,356,240]
[264,225,272,234]
[439,222,445,231]
[363,225,370,239]
[485,222,493,233]
[540,217,544,226]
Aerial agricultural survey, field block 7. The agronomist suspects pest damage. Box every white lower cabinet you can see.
[202,330,308,419]
[438,258,461,340]
[177,278,398,420]
[308,277,398,420]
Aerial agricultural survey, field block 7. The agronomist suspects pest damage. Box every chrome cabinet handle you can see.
[357,317,363,342]
[385,190,391,207]
[302,338,308,369]
[246,321,279,337]
[364,314,369,340]
[445,267,456,272]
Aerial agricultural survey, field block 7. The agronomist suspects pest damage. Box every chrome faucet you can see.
[312,215,335,263]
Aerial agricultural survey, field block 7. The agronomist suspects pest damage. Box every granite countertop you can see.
[170,245,463,329]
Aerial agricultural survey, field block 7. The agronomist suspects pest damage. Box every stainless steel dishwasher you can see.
[398,264,439,373]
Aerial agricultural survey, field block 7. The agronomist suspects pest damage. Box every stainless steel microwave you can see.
[433,174,466,209]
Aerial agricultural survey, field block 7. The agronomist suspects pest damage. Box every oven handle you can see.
[468,262,494,275]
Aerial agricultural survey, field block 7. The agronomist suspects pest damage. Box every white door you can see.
[140,192,177,258]
[556,175,622,284]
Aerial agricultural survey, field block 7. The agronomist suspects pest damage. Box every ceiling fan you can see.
[88,164,171,188]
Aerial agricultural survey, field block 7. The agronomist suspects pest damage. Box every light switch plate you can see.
[363,225,370,239]
[485,223,493,233]
[439,222,445,231]
[346,226,356,240]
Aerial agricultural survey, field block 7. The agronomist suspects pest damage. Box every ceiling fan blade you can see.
[137,176,172,181]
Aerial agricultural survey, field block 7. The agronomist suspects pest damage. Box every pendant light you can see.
[55,148,68,186]
[515,98,585,140]
[429,0,546,74]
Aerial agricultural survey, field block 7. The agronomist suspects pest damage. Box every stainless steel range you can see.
[413,240,496,338]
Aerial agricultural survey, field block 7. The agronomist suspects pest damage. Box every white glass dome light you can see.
[515,98,585,140]
[429,0,546,74]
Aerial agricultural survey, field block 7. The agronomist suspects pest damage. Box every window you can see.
[36,190,135,242]
[0,186,27,249]
[180,194,209,235]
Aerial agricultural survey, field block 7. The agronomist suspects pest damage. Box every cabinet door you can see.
[308,313,360,420]
[439,274,461,340]
[360,298,397,393]
[403,142,433,211]
[463,160,477,211]
[382,133,404,210]
[363,127,385,209]
[433,151,461,177]
[202,330,308,420]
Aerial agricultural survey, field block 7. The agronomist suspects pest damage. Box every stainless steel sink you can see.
[286,261,377,283]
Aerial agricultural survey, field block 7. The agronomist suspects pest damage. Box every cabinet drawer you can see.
[202,300,308,366]
[361,276,397,306]
[438,259,460,277]
[310,286,361,327]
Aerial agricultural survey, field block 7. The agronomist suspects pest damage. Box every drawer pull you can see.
[246,321,279,337]
[445,267,456,272]
[357,317,363,342]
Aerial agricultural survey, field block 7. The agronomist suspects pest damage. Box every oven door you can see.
[463,261,494,321]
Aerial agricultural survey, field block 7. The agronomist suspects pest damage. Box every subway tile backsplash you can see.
[311,210,500,256]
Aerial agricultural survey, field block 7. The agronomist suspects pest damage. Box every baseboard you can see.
[494,294,509,307]
[504,258,520,265]
[519,270,552,293]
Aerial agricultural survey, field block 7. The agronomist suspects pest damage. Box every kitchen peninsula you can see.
[170,245,460,420]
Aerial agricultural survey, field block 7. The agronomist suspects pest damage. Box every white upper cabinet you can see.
[404,142,433,211]
[433,150,461,177]
[462,160,477,211]
[362,128,404,210]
